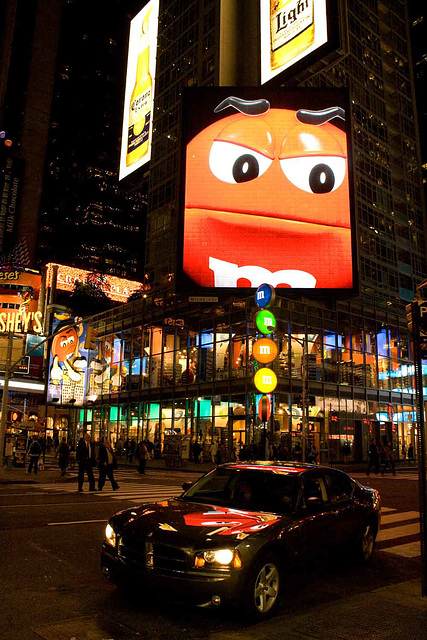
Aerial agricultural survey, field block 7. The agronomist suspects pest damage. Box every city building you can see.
[0,0,147,278]
[7,0,425,462]
[409,0,427,200]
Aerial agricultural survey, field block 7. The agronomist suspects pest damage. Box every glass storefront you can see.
[49,296,418,463]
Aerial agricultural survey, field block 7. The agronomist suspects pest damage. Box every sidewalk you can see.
[0,455,418,485]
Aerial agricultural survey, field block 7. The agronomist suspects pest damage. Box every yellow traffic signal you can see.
[405,303,413,333]
[84,325,98,350]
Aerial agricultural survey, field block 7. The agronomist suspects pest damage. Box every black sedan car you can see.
[101,462,380,617]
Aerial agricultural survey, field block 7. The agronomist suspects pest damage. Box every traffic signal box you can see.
[84,325,98,350]
[253,284,278,421]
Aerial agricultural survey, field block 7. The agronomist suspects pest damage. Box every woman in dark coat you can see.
[98,438,119,491]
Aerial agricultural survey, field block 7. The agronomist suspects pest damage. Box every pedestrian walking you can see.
[135,440,148,475]
[381,442,396,476]
[193,440,201,463]
[27,435,42,475]
[76,432,96,492]
[401,442,406,461]
[4,437,14,469]
[408,443,415,464]
[128,439,136,463]
[342,442,351,463]
[366,439,380,476]
[210,439,218,464]
[55,437,70,476]
[97,439,119,491]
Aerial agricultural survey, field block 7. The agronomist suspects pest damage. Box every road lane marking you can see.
[377,523,420,541]
[47,519,107,526]
[381,511,419,524]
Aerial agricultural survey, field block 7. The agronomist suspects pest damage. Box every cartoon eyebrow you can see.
[296,106,345,125]
[214,96,270,116]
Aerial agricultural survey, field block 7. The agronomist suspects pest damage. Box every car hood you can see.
[113,499,283,545]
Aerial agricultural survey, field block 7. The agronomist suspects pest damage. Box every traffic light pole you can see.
[411,300,427,597]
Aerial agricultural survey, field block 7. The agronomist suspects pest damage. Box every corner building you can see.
[73,0,425,463]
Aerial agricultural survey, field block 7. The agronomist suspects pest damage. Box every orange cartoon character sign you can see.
[182,90,355,291]
[49,320,87,403]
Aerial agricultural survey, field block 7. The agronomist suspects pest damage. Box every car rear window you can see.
[183,467,297,513]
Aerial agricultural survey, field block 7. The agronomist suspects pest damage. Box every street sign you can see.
[254,367,277,393]
[255,309,276,334]
[415,300,427,358]
[189,296,218,302]
[252,338,278,364]
[255,283,275,309]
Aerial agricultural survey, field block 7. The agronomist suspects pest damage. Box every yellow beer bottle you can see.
[126,11,152,166]
[270,0,315,72]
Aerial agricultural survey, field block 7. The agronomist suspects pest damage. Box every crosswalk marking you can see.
[350,472,419,481]
[377,522,420,542]
[36,482,183,503]
[381,511,419,525]
[381,541,420,558]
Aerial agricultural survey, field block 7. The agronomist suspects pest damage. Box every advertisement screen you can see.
[260,0,329,85]
[47,313,129,405]
[45,263,144,303]
[119,0,159,181]
[178,87,356,295]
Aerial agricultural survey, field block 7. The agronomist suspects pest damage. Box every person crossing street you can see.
[76,431,96,492]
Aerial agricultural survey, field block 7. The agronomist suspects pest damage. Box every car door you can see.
[297,470,338,567]
[324,470,365,548]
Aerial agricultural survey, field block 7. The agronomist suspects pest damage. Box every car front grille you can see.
[118,536,187,573]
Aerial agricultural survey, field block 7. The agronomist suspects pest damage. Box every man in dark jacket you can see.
[56,437,70,476]
[98,438,119,491]
[76,432,96,491]
[27,436,42,475]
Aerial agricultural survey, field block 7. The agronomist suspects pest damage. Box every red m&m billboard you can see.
[177,87,357,296]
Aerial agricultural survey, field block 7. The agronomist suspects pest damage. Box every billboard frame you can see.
[260,0,343,87]
[176,85,358,299]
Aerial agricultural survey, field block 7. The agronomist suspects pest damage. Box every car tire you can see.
[355,521,376,565]
[242,552,281,618]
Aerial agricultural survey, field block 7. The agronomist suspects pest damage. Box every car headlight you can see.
[194,549,242,569]
[105,523,117,547]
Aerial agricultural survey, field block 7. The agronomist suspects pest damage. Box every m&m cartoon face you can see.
[183,96,353,290]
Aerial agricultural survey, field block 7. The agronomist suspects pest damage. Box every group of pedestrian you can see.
[366,439,396,476]
[76,432,119,492]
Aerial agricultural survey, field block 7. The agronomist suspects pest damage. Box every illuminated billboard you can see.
[119,0,159,181]
[47,313,129,405]
[260,0,329,85]
[0,267,42,334]
[45,264,143,303]
[178,87,356,295]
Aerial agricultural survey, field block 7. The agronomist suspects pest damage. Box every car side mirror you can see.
[182,481,192,492]
[306,496,322,510]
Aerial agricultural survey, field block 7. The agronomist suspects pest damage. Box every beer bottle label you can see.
[127,86,151,153]
[270,0,314,53]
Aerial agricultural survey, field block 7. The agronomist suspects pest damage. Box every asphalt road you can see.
[0,469,422,640]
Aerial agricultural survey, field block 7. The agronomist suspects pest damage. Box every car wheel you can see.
[357,522,376,564]
[243,553,281,618]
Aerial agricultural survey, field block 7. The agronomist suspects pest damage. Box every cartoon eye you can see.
[60,339,67,348]
[209,141,272,184]
[280,156,346,193]
[68,336,75,345]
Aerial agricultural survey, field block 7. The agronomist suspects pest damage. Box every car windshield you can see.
[182,467,297,513]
